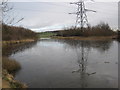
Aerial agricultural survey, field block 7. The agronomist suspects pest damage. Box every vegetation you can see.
[37,31,57,38]
[2,40,37,56]
[2,69,27,88]
[56,23,117,37]
[117,30,120,41]
[2,57,21,74]
[2,24,38,88]
[2,57,26,88]
[2,24,38,41]
[1,0,24,25]
[10,80,26,88]
[1,1,38,88]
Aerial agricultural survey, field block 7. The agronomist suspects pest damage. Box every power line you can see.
[69,0,96,30]
[13,8,68,14]
[44,2,73,8]
[13,2,75,14]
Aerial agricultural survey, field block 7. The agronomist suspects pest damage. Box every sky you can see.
[7,0,119,32]
[8,0,120,2]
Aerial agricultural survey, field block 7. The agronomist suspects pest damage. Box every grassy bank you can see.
[2,69,27,88]
[2,39,35,46]
[2,24,38,88]
[2,57,27,88]
[2,41,37,88]
[2,40,37,88]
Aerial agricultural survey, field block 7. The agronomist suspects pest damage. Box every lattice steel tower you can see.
[69,0,96,30]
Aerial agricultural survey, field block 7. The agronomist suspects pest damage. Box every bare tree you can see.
[1,0,24,25]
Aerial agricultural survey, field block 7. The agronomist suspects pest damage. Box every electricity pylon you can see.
[69,0,96,30]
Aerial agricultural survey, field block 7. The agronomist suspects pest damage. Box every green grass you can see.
[37,32,56,38]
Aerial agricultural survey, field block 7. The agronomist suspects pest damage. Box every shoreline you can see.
[2,69,27,88]
[52,36,117,41]
[2,39,37,88]
[2,39,36,46]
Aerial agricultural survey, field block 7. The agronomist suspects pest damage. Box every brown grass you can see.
[2,57,21,73]
[2,39,35,46]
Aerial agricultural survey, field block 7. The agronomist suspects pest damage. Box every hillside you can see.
[2,24,38,41]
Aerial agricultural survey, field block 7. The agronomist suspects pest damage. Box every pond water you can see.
[10,39,118,88]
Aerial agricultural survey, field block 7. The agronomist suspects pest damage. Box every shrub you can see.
[2,57,21,73]
[56,23,116,37]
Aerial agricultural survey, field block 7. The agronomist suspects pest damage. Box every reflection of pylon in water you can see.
[72,41,90,88]
[80,42,89,88]
[79,42,89,88]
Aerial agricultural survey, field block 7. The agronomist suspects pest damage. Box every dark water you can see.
[10,39,118,88]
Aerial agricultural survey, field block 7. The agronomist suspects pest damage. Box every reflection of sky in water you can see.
[38,41,64,47]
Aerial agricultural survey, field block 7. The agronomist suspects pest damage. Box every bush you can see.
[2,57,21,73]
[56,23,116,37]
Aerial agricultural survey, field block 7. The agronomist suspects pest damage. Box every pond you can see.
[10,38,118,88]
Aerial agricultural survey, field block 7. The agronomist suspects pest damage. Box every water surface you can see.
[10,39,118,88]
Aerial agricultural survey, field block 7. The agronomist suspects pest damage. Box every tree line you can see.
[56,23,117,37]
[2,24,38,41]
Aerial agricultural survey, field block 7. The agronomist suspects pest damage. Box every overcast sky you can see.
[8,0,120,2]
[8,0,118,32]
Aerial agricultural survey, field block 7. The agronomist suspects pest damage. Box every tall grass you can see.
[2,57,21,73]
[56,23,116,37]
